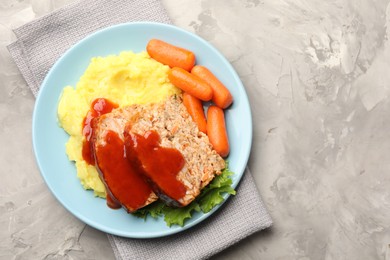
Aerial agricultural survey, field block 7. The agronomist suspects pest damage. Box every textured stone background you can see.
[1,0,390,259]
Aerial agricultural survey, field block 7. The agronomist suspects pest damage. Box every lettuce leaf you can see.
[132,162,235,227]
[163,202,201,227]
[197,166,236,213]
[132,200,165,220]
[198,185,236,213]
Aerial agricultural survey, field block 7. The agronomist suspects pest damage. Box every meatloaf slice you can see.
[123,95,226,207]
[92,106,158,213]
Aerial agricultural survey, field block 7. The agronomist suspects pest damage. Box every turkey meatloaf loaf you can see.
[92,95,226,211]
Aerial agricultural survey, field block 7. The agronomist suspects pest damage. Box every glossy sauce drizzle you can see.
[81,98,187,211]
[82,98,118,165]
[95,130,153,211]
[125,130,187,202]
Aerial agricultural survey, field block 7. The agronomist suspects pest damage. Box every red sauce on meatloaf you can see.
[81,98,187,211]
[125,130,187,202]
[82,98,118,165]
[95,130,153,210]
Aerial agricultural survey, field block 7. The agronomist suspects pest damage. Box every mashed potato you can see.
[58,51,181,197]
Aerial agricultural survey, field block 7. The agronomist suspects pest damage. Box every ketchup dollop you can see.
[125,130,186,202]
[95,130,153,211]
[81,98,187,211]
[82,98,118,165]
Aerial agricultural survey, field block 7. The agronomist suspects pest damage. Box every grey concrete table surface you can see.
[2,0,390,259]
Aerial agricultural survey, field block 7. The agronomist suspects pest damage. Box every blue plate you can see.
[32,22,252,238]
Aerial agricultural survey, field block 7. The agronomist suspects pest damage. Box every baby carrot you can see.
[146,39,196,71]
[168,67,213,101]
[191,65,233,109]
[207,106,229,157]
[183,92,207,134]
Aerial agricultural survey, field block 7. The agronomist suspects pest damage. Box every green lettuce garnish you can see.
[132,162,236,227]
[163,202,201,227]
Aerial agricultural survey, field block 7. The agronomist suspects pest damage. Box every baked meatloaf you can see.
[93,95,225,210]
[92,104,158,213]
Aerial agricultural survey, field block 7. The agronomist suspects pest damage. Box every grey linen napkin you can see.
[108,168,271,260]
[8,0,272,259]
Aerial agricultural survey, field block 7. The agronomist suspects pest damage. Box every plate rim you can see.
[32,21,253,238]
